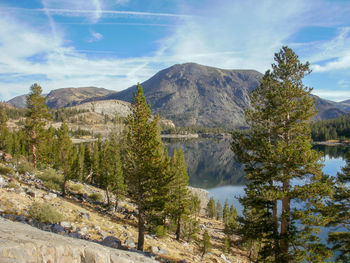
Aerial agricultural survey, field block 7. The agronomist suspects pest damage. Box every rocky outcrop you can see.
[0,217,157,263]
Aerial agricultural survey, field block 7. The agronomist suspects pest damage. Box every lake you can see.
[165,138,349,215]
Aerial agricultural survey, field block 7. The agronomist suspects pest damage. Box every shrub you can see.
[89,192,104,202]
[69,184,82,193]
[28,202,63,223]
[17,161,35,175]
[37,168,64,191]
[152,225,168,238]
[4,182,18,189]
[0,165,14,176]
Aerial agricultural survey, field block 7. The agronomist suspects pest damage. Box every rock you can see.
[14,215,27,223]
[78,226,89,236]
[124,237,136,248]
[0,217,157,262]
[200,224,206,231]
[80,212,90,220]
[94,225,101,231]
[221,253,231,263]
[43,193,57,201]
[101,236,122,249]
[51,224,66,234]
[25,188,36,198]
[60,221,72,229]
[0,175,6,188]
[158,248,169,255]
[151,246,159,254]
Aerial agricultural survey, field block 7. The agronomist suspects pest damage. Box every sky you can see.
[0,0,350,102]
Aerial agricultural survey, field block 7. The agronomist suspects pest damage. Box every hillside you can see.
[8,87,115,108]
[92,63,350,129]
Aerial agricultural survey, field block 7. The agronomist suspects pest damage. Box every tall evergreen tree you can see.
[167,147,190,240]
[0,106,10,152]
[231,46,333,262]
[100,138,126,209]
[206,197,216,219]
[223,199,229,224]
[326,151,350,261]
[122,84,171,251]
[57,122,74,196]
[216,200,222,220]
[25,84,50,168]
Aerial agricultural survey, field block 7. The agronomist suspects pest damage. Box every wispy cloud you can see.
[2,7,192,19]
[88,31,103,42]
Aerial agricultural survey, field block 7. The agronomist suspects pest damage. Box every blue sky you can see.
[0,0,350,102]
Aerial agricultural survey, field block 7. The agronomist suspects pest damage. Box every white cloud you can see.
[88,31,103,42]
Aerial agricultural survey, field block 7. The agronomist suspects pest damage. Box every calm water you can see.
[165,138,349,215]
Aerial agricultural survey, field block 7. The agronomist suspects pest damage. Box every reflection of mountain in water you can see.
[313,145,350,159]
[164,138,246,189]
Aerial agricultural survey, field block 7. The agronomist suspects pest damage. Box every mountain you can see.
[8,87,115,108]
[95,63,350,129]
[101,63,262,129]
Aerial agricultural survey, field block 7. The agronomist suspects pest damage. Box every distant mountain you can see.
[8,87,115,108]
[95,63,350,129]
[101,63,262,129]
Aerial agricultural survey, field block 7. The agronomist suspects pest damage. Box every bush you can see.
[17,161,35,175]
[69,184,82,193]
[37,168,64,191]
[89,192,104,202]
[28,202,63,223]
[152,225,168,238]
[0,165,14,176]
[4,182,19,189]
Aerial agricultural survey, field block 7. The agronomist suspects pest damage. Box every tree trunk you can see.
[280,180,290,261]
[176,216,181,241]
[272,199,279,258]
[32,143,37,169]
[62,176,67,197]
[137,211,145,251]
[106,187,110,206]
[115,198,119,212]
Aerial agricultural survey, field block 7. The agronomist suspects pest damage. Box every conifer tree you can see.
[206,197,216,219]
[216,200,222,220]
[0,106,10,152]
[231,46,333,262]
[84,145,92,182]
[223,199,229,224]
[327,151,350,261]
[91,139,101,185]
[100,138,126,209]
[25,84,50,168]
[122,84,171,251]
[200,230,211,258]
[167,147,190,240]
[57,122,74,196]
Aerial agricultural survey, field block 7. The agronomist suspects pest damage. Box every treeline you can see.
[311,113,350,141]
[0,83,204,253]
[162,125,229,135]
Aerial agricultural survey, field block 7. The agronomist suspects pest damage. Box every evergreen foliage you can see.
[216,200,222,220]
[167,147,191,240]
[200,229,211,258]
[206,197,216,219]
[311,113,350,141]
[326,151,350,261]
[231,46,333,262]
[57,122,74,196]
[122,84,171,251]
[25,84,50,168]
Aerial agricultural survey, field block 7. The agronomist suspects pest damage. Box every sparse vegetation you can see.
[28,202,63,223]
[37,168,64,191]
[17,161,35,175]
[0,165,14,175]
[89,192,104,202]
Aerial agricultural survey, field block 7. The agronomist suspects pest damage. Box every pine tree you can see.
[216,200,222,220]
[326,151,350,261]
[167,147,190,240]
[122,84,171,251]
[91,139,101,185]
[0,106,10,152]
[231,46,333,262]
[223,199,229,224]
[25,84,50,168]
[100,138,126,209]
[200,230,211,258]
[206,197,216,219]
[57,122,74,196]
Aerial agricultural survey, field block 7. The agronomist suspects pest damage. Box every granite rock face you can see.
[0,217,157,263]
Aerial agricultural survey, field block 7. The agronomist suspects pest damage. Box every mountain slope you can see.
[105,63,262,129]
[100,63,349,128]
[8,87,115,108]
